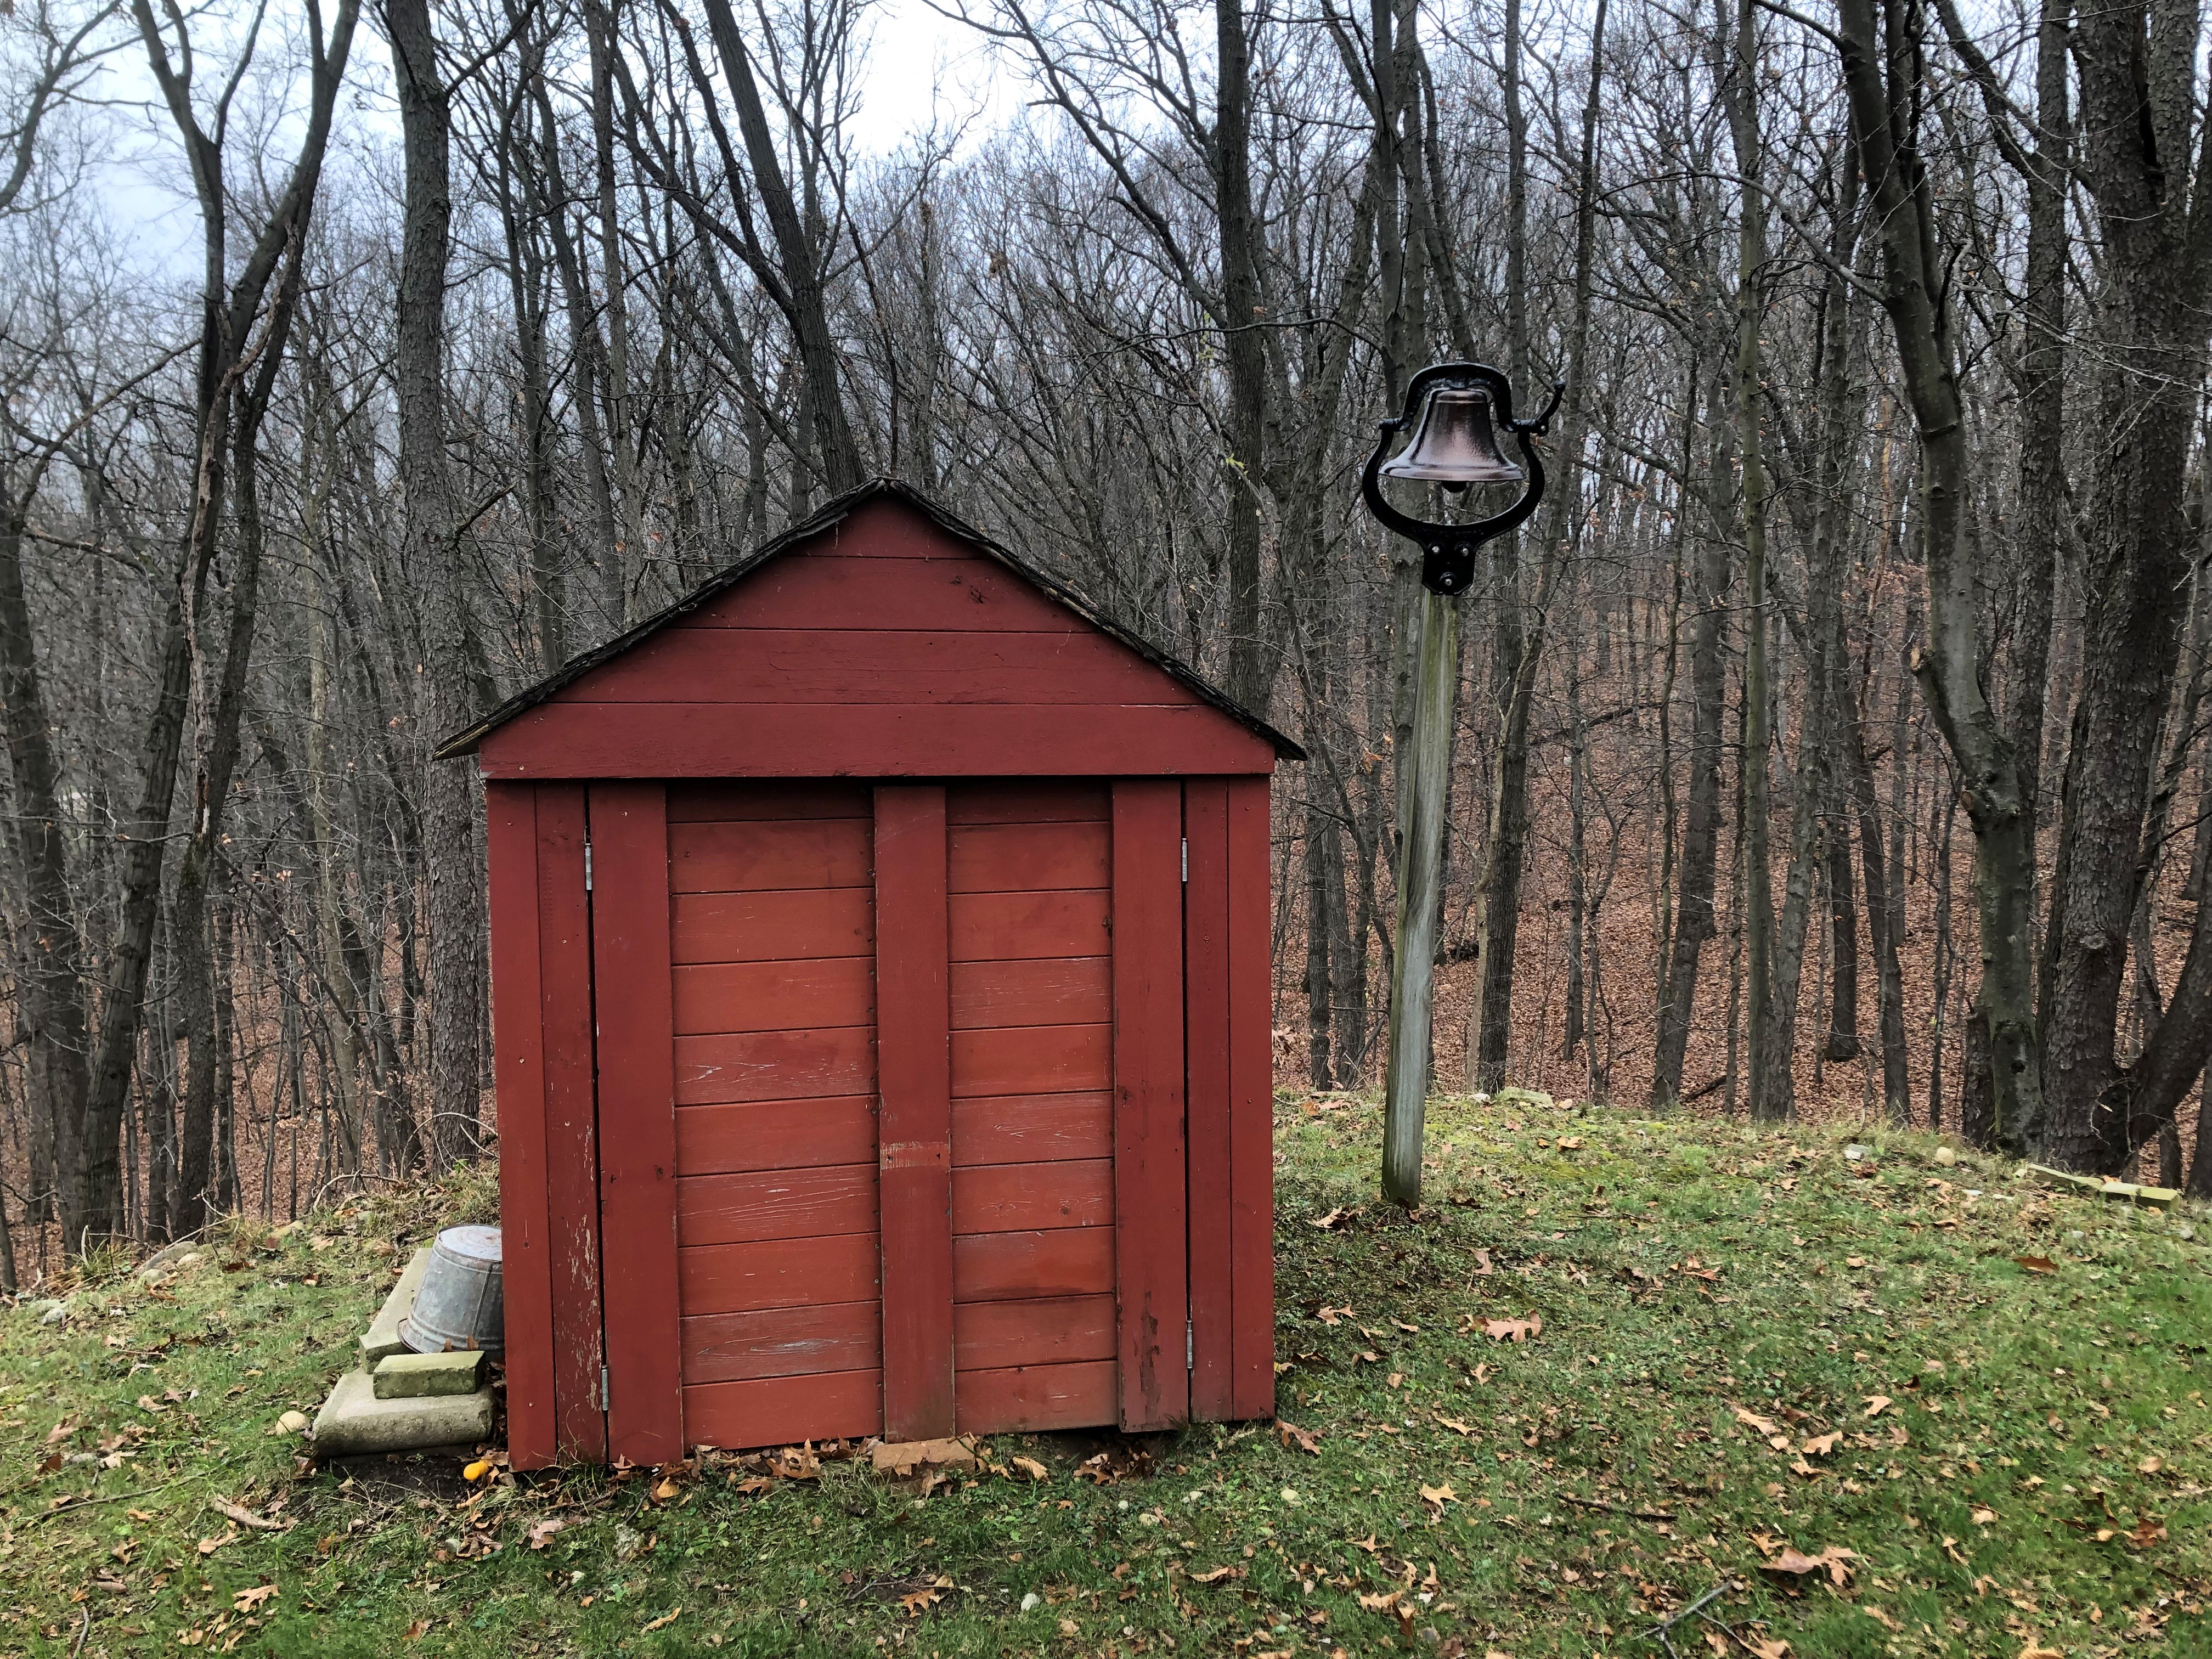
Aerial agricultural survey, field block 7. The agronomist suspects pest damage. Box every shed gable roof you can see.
[438,479,1301,775]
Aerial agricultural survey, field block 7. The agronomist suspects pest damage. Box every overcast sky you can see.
[80,0,1018,284]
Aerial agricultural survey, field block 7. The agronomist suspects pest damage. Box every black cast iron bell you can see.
[1378,386,1525,494]
[1360,362,1564,595]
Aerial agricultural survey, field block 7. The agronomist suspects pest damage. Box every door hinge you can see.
[1181,837,1188,883]
[1187,1319,1194,1368]
[583,840,593,892]
[599,1363,611,1412]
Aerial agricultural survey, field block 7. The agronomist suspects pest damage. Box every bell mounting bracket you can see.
[1361,361,1565,596]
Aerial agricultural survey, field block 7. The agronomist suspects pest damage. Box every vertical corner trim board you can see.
[1226,775,1277,1419]
[1110,779,1189,1431]
[537,784,607,1463]
[1180,779,1235,1421]
[874,784,956,1440]
[486,782,555,1470]
[589,782,686,1464]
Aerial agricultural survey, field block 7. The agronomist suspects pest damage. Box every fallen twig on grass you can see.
[11,1474,196,1530]
[1635,1581,1728,1657]
[1557,1491,1677,1522]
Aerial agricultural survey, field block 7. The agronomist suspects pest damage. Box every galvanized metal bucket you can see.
[399,1224,505,1356]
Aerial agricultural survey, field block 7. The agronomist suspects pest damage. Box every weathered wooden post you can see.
[1362,364,1561,1208]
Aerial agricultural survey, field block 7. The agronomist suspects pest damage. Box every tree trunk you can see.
[1469,0,1604,1091]
[1654,379,1728,1107]
[1833,0,2043,1153]
[699,0,862,494]
[1728,0,1783,1121]
[388,0,483,1169]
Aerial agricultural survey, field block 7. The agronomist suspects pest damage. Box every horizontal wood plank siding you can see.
[671,819,871,893]
[672,889,872,965]
[946,783,1121,1437]
[953,1295,1116,1370]
[551,628,1181,706]
[949,891,1109,962]
[951,1093,1113,1166]
[676,1027,874,1105]
[682,1301,881,1384]
[668,783,883,1449]
[478,703,1276,780]
[680,1234,879,1317]
[675,1097,876,1176]
[953,1361,1118,1435]
[948,822,1109,893]
[685,1371,883,1451]
[949,957,1110,1028]
[951,1159,1111,1233]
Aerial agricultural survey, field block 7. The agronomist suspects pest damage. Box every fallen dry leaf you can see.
[1862,1395,1893,1418]
[1733,1406,1781,1437]
[2129,1514,2168,1550]
[1190,1565,1243,1584]
[2138,1455,2163,1474]
[1972,1506,1996,1526]
[213,1499,291,1533]
[1741,1639,1791,1659]
[1010,1455,1048,1481]
[1420,1483,1457,1510]
[1483,1314,1542,1343]
[870,1437,973,1477]
[1357,1590,1401,1612]
[1309,1208,1345,1230]
[196,1528,238,1557]
[527,1517,570,1549]
[642,1608,681,1632]
[232,1585,277,1613]
[2013,1255,2057,1275]
[1472,1249,1495,1277]
[1276,1420,1321,1455]
[404,1619,431,1641]
[1758,1543,1859,1588]
[1799,1432,1839,1456]
[898,1584,945,1617]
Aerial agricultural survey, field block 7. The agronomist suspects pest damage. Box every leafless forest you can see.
[3,0,2209,1279]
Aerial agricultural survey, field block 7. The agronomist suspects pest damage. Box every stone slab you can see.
[362,1246,435,1365]
[871,1436,978,1476]
[2025,1163,2179,1209]
[312,1369,493,1457]
[373,1350,486,1399]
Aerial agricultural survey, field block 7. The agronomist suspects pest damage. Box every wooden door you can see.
[944,781,1122,1433]
[496,772,1271,1469]
[667,782,884,1450]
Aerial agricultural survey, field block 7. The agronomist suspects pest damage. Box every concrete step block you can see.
[312,1369,493,1457]
[373,1350,488,1399]
[362,1246,435,1365]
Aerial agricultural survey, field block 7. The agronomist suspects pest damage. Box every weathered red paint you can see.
[486,783,554,1470]
[472,491,1283,1459]
[1110,780,1189,1432]
[873,785,956,1440]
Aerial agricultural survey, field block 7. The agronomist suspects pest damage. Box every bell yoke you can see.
[1361,361,1565,595]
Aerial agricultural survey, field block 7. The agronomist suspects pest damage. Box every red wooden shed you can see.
[439,481,1296,1468]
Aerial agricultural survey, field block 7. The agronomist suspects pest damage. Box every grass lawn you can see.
[2,1092,2208,1657]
